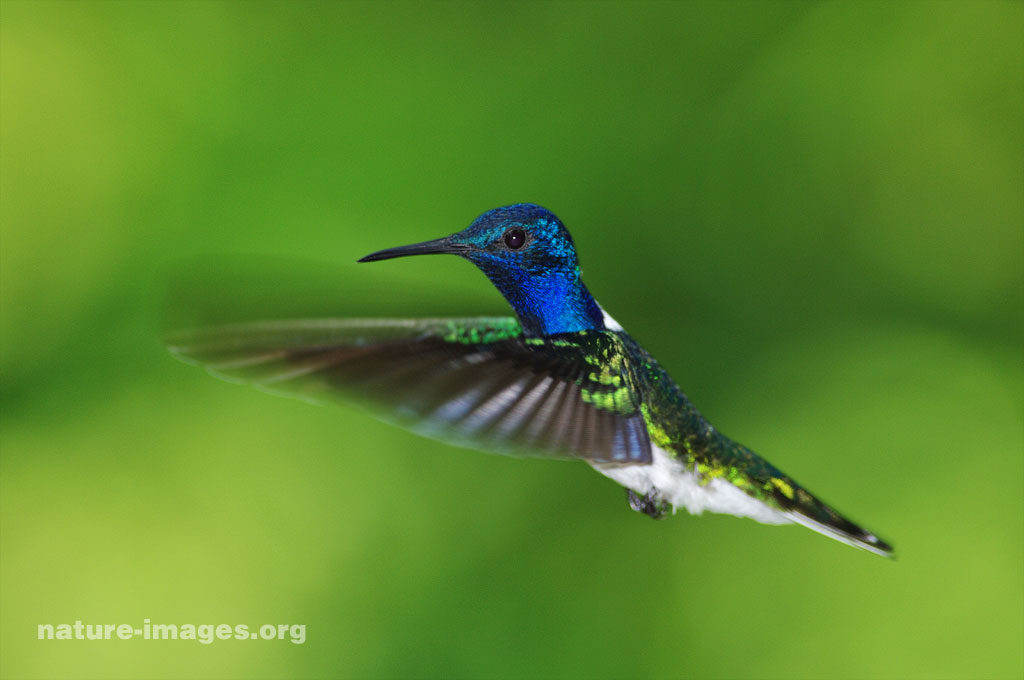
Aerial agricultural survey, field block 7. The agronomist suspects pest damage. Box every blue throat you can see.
[476,261,605,337]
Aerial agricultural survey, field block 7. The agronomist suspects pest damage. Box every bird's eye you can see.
[503,228,526,250]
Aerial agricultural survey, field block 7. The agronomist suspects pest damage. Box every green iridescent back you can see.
[616,332,881,541]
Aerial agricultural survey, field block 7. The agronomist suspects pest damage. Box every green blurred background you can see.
[2,1,1022,678]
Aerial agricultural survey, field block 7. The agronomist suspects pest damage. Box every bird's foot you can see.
[627,489,670,520]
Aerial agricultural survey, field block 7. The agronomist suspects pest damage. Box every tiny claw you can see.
[627,489,669,520]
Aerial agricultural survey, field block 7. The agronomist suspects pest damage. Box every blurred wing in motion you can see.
[166,317,651,464]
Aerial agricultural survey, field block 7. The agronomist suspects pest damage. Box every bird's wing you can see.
[166,317,651,464]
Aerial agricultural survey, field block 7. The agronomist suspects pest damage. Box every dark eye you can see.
[503,228,526,250]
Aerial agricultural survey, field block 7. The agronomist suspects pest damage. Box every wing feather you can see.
[168,317,652,464]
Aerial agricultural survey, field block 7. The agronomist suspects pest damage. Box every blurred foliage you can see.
[1,1,1022,679]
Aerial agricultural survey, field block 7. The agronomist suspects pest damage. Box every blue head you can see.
[359,204,605,336]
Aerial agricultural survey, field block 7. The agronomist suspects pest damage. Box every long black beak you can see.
[357,236,469,263]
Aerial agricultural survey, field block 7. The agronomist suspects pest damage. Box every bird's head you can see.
[359,203,579,275]
[447,203,580,279]
[359,203,602,336]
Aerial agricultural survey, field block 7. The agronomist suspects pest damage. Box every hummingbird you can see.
[168,203,893,557]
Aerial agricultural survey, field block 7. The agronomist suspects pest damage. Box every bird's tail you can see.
[713,436,894,558]
[782,502,894,558]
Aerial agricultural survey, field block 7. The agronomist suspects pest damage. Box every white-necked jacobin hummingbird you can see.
[169,204,893,557]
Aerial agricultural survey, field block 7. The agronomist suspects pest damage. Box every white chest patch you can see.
[592,445,790,525]
[598,305,624,332]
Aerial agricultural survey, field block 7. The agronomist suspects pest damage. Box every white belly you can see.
[592,445,790,525]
